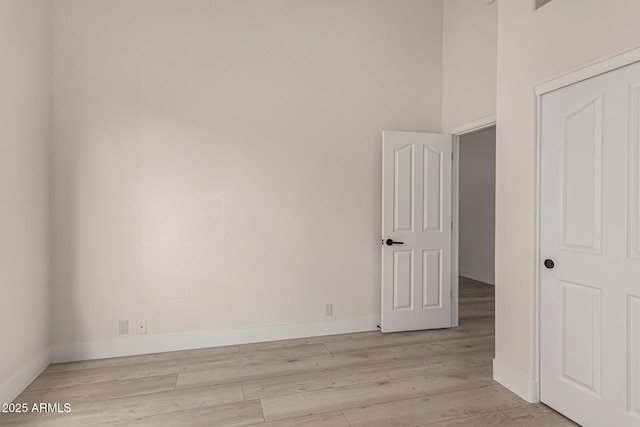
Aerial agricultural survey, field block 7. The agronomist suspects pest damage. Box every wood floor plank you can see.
[14,374,177,406]
[260,365,495,422]
[243,349,493,400]
[250,411,350,427]
[27,344,330,391]
[439,336,495,354]
[459,295,495,304]
[459,306,494,320]
[0,383,244,427]
[502,405,580,426]
[176,342,450,390]
[93,400,264,427]
[342,384,530,427]
[458,286,494,296]
[420,411,520,426]
[45,345,239,373]
[238,331,381,352]
[458,301,493,311]
[458,291,494,299]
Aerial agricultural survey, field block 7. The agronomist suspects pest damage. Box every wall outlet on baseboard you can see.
[137,320,147,334]
[325,303,333,316]
[118,320,129,335]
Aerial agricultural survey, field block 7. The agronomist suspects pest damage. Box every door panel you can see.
[393,250,414,311]
[560,281,601,396]
[629,84,640,260]
[394,144,414,232]
[382,131,452,333]
[540,60,640,427]
[422,249,441,308]
[560,96,602,253]
[423,145,443,232]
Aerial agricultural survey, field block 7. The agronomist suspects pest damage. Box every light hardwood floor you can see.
[1,278,578,426]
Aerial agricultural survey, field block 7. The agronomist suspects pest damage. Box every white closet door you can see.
[540,60,640,427]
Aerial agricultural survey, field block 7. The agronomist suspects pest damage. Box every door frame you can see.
[534,46,640,403]
[450,115,497,327]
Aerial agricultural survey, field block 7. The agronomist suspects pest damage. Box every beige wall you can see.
[50,0,444,346]
[442,0,497,132]
[0,0,51,394]
[495,0,640,379]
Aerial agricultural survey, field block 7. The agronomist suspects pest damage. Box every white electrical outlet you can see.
[137,320,147,334]
[325,304,333,316]
[118,320,129,335]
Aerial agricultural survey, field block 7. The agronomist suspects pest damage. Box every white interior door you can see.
[540,60,640,426]
[381,131,452,333]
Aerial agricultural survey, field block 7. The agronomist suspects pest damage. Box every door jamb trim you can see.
[451,115,496,136]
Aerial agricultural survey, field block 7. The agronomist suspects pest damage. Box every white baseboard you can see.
[0,348,50,404]
[51,315,381,363]
[493,358,539,403]
[459,268,495,285]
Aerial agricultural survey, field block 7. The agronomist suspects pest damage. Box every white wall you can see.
[459,126,495,285]
[0,0,52,403]
[441,0,497,133]
[495,0,640,386]
[50,0,445,350]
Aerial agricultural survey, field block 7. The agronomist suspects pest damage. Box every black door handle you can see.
[544,259,555,269]
[385,239,404,246]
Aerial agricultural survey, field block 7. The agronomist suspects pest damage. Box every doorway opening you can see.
[452,123,496,326]
[457,125,495,337]
[458,126,496,286]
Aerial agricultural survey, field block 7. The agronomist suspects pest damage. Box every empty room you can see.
[1,0,640,426]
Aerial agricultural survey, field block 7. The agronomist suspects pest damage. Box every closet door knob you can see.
[544,259,555,269]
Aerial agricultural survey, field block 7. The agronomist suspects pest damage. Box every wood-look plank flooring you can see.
[0,277,578,426]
